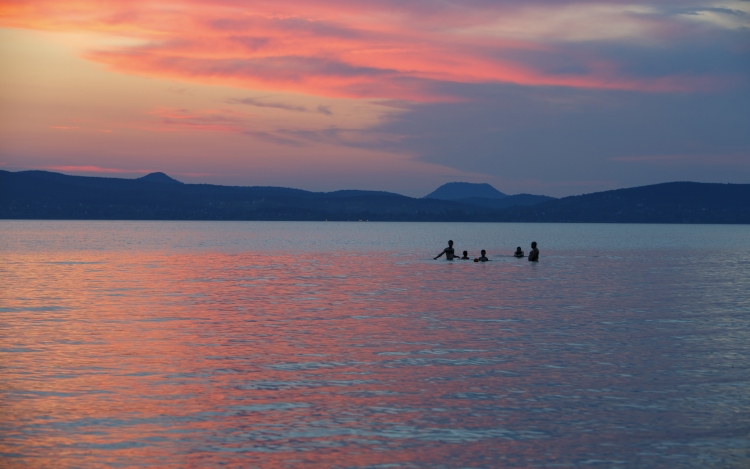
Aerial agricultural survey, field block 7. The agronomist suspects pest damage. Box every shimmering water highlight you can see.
[1,221,749,468]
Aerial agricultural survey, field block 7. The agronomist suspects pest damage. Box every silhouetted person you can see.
[460,250,470,260]
[514,247,524,258]
[475,249,489,262]
[435,240,458,260]
[528,241,539,262]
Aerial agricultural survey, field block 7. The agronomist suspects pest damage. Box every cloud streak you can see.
[230,97,307,112]
[142,107,250,133]
[228,97,333,115]
[2,0,745,101]
[39,165,152,174]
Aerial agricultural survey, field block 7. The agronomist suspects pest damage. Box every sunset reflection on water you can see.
[1,222,749,468]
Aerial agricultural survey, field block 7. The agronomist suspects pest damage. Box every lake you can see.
[1,221,749,468]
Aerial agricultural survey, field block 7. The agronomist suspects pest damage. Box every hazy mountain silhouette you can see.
[0,170,486,221]
[495,182,750,223]
[138,172,183,184]
[424,182,506,200]
[1,171,748,223]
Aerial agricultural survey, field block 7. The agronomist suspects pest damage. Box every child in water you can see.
[461,250,470,260]
[514,247,524,258]
[475,250,489,262]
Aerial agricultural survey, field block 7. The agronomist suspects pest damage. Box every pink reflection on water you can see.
[1,248,748,468]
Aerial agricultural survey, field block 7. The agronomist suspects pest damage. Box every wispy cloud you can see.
[243,130,304,147]
[1,0,742,101]
[228,97,335,116]
[142,107,249,133]
[229,97,308,112]
[39,165,152,174]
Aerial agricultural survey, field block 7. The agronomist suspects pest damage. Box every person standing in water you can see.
[476,250,489,262]
[528,241,539,262]
[514,247,524,258]
[434,240,458,260]
[460,250,471,260]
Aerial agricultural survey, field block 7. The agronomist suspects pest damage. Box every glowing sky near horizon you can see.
[0,0,748,196]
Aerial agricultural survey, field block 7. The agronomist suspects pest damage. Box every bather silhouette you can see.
[435,240,458,260]
[476,249,489,262]
[528,242,539,262]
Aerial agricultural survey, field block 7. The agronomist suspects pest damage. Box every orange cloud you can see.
[0,0,729,101]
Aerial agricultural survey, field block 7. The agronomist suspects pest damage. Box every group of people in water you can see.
[434,240,539,262]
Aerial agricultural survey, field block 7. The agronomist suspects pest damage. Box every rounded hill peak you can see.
[138,172,183,184]
[424,182,506,200]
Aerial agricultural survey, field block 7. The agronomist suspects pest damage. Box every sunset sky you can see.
[1,0,748,196]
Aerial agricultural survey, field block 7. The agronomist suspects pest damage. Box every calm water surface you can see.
[1,221,749,468]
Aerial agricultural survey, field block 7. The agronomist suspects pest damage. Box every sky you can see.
[0,0,749,197]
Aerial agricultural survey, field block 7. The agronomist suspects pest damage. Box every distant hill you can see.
[495,182,750,224]
[424,183,553,210]
[138,172,183,184]
[424,182,506,200]
[1,171,748,223]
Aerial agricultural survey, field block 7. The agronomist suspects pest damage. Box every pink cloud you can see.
[33,166,230,182]
[39,165,152,174]
[0,0,732,101]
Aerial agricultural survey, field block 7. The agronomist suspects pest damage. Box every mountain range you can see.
[1,170,748,223]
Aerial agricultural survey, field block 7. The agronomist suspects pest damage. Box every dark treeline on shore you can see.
[1,170,749,223]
